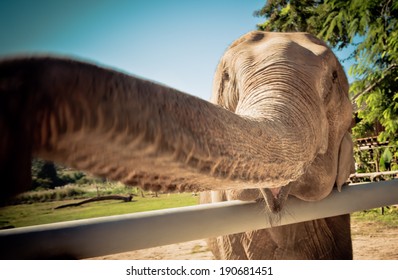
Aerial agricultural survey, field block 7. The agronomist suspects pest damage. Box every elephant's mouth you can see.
[259,184,292,213]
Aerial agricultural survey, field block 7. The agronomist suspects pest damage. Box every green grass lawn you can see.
[1,189,397,230]
[0,193,199,229]
[351,206,398,227]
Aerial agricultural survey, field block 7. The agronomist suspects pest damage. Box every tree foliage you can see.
[255,0,398,142]
[255,0,323,34]
[31,158,95,190]
[31,159,60,189]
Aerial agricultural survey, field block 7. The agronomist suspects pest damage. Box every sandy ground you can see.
[89,219,398,260]
[351,220,398,260]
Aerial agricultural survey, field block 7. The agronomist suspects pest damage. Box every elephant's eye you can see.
[322,71,338,105]
[332,71,338,83]
[223,71,230,82]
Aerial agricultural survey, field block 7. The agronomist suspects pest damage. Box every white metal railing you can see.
[350,171,398,181]
[1,180,398,259]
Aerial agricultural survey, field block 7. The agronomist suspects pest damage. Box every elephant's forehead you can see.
[225,31,330,64]
[279,32,329,56]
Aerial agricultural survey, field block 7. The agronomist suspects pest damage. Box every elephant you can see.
[0,31,354,259]
[200,31,355,259]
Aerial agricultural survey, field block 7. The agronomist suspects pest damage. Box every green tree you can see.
[31,159,58,189]
[255,0,398,142]
[32,159,66,189]
[255,0,322,33]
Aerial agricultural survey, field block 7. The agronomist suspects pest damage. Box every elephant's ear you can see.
[336,132,355,191]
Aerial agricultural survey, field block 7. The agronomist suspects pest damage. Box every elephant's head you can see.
[211,32,354,211]
[0,32,353,211]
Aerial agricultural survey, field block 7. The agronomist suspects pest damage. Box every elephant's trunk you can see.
[0,57,320,201]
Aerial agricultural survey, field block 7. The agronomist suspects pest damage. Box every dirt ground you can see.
[351,220,398,260]
[90,219,398,260]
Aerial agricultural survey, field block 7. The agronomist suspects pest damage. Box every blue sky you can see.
[0,0,353,101]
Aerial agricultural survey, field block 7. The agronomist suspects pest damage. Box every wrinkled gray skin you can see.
[201,32,354,259]
[0,32,354,259]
